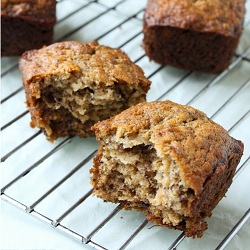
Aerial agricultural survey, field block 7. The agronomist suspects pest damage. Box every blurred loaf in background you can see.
[1,0,56,56]
[143,0,246,73]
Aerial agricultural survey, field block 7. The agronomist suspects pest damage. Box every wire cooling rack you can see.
[1,0,250,249]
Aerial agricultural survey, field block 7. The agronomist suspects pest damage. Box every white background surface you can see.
[1,0,250,249]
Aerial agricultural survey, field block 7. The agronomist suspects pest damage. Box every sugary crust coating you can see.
[19,41,150,93]
[144,0,246,37]
[92,100,243,197]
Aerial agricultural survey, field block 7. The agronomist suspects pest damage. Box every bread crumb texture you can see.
[19,41,151,142]
[90,100,244,237]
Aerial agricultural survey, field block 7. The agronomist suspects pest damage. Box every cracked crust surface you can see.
[91,100,244,237]
[20,41,150,93]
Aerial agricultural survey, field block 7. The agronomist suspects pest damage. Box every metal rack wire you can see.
[1,0,250,249]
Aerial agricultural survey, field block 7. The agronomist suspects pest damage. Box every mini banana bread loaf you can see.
[143,0,246,73]
[90,100,244,237]
[19,41,151,142]
[1,0,56,56]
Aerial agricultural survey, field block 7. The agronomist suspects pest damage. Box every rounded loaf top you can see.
[92,100,244,196]
[19,41,151,93]
[144,0,246,37]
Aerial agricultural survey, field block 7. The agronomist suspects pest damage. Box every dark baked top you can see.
[1,0,56,19]
[19,41,151,92]
[144,0,246,36]
[92,100,244,196]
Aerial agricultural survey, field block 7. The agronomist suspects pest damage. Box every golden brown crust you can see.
[19,41,150,93]
[144,0,246,37]
[91,100,244,237]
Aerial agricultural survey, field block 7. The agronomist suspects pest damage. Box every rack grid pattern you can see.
[1,0,250,249]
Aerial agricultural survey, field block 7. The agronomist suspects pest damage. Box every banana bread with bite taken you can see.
[19,41,151,142]
[90,100,244,237]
